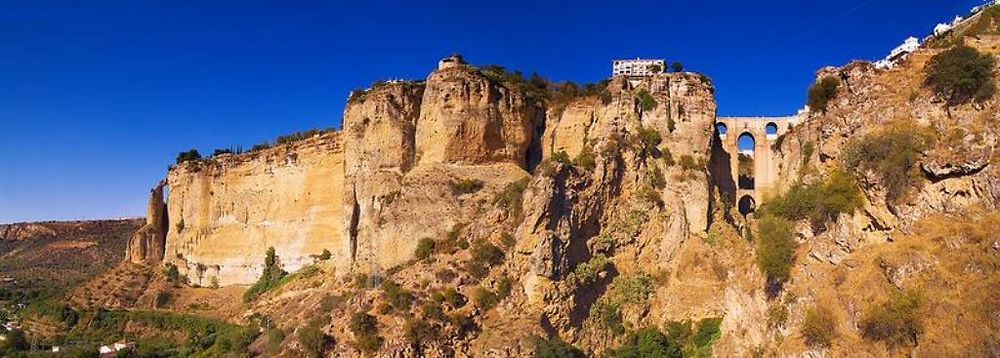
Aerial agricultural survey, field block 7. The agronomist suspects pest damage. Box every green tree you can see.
[531,335,585,358]
[924,44,997,105]
[637,89,658,111]
[175,149,202,164]
[609,327,683,358]
[671,61,684,73]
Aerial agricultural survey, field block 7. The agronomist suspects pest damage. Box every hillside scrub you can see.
[298,315,331,357]
[761,169,863,230]
[349,312,383,353]
[807,76,840,113]
[573,145,596,170]
[842,123,934,204]
[243,247,288,303]
[860,290,924,347]
[924,44,997,105]
[414,237,436,260]
[590,273,654,334]
[609,327,683,358]
[465,238,505,279]
[755,215,797,287]
[531,335,585,358]
[801,306,837,347]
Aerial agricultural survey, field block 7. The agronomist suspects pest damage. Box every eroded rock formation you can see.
[126,181,167,263]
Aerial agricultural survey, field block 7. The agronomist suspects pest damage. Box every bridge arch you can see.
[738,195,756,216]
[765,122,779,139]
[716,122,729,138]
[737,132,755,155]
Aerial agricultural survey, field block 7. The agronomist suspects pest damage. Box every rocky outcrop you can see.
[163,132,347,286]
[343,66,539,272]
[415,66,541,167]
[126,181,168,263]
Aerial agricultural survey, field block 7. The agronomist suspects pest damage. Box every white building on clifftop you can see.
[612,58,666,77]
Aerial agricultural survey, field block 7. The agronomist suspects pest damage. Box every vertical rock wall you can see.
[162,133,346,286]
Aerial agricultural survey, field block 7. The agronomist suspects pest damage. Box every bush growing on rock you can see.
[380,279,414,311]
[637,127,662,153]
[566,255,610,287]
[755,215,797,287]
[415,237,436,260]
[464,238,505,279]
[637,89,658,111]
[531,335,585,358]
[609,327,683,358]
[807,76,840,113]
[590,273,654,334]
[924,44,996,106]
[842,123,934,204]
[472,286,499,310]
[163,263,180,282]
[761,169,862,230]
[573,145,596,170]
[493,178,530,219]
[243,247,288,303]
[802,306,837,347]
[861,290,924,347]
[298,316,330,358]
[349,312,383,353]
[175,149,202,164]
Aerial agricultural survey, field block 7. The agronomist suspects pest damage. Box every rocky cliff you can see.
[162,132,347,286]
[101,23,1000,355]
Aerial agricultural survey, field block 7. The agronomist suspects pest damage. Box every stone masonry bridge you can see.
[712,115,803,216]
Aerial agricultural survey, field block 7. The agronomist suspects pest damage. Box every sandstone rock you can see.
[126,180,167,264]
[415,65,540,168]
[163,132,347,286]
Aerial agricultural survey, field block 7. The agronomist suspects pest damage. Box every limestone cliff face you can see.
[415,66,540,167]
[125,181,167,263]
[343,66,539,272]
[163,132,346,286]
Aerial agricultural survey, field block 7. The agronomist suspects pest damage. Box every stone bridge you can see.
[711,115,802,216]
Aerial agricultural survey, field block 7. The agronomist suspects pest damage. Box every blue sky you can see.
[0,0,984,223]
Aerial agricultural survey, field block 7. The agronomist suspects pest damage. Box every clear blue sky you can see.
[0,0,983,223]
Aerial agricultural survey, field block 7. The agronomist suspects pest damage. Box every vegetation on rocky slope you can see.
[925,44,997,105]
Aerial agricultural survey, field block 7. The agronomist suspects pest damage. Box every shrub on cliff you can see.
[493,178,530,219]
[380,279,413,311]
[802,306,837,347]
[415,238,435,260]
[924,44,997,105]
[672,61,684,73]
[861,290,924,347]
[349,312,383,353]
[637,89,658,112]
[609,327,683,358]
[590,273,654,334]
[637,127,662,153]
[755,215,797,287]
[464,238,505,279]
[175,149,202,164]
[163,263,180,282]
[298,315,330,358]
[573,145,596,170]
[842,123,934,204]
[761,169,862,230]
[806,76,840,113]
[531,335,585,358]
[243,247,288,303]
